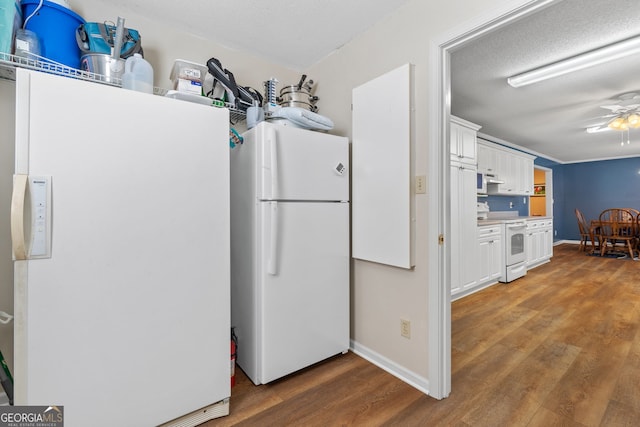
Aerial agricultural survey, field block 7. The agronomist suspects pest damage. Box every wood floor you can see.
[204,244,640,426]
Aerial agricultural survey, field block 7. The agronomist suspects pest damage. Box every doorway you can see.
[531,166,553,217]
[428,0,557,399]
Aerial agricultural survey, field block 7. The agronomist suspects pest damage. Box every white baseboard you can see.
[350,340,431,396]
[554,239,578,246]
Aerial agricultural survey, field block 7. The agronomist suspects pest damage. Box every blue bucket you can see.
[21,0,85,69]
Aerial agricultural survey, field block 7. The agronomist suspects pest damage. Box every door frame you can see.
[427,0,558,399]
[534,165,554,218]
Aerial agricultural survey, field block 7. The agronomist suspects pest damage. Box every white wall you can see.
[307,0,518,391]
[76,2,301,93]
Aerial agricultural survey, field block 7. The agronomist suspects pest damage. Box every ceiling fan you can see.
[586,92,640,135]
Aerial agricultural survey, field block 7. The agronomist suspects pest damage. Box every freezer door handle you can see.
[11,174,28,260]
[10,175,52,260]
[267,201,278,275]
[268,126,279,199]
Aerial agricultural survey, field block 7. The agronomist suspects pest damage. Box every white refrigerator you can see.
[9,69,231,426]
[230,121,349,385]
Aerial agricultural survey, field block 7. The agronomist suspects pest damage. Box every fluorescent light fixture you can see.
[508,34,640,87]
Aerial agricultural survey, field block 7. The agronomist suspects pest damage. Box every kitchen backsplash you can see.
[484,195,529,216]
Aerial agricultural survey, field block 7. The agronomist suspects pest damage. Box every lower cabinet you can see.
[477,225,503,285]
[526,218,553,268]
[452,219,553,300]
[452,223,504,300]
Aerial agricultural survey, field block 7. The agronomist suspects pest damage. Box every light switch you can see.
[415,175,426,194]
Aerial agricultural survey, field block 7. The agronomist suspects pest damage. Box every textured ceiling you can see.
[94,0,411,70]
[451,0,640,163]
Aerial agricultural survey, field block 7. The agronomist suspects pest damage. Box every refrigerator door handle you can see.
[11,174,28,260]
[268,126,278,199]
[267,201,278,275]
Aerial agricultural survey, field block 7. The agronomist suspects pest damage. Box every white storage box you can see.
[170,59,208,95]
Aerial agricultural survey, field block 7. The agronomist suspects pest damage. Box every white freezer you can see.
[245,121,349,202]
[11,69,231,426]
[230,121,350,385]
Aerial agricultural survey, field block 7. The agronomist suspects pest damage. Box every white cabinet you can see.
[477,143,497,174]
[526,218,553,268]
[515,155,534,196]
[477,225,503,285]
[450,116,481,297]
[450,162,479,296]
[450,116,481,165]
[478,140,535,195]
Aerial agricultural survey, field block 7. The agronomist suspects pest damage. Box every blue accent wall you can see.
[556,157,640,240]
[477,138,640,241]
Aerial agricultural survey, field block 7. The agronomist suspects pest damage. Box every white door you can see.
[255,122,349,202]
[13,69,230,426]
[258,201,349,384]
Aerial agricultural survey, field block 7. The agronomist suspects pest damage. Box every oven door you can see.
[505,222,526,265]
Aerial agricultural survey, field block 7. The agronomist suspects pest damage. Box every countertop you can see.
[478,216,552,226]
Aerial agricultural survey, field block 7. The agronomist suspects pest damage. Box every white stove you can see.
[483,211,527,283]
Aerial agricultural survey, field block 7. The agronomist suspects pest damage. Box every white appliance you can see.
[501,220,527,282]
[10,69,231,426]
[230,121,349,385]
[476,172,503,194]
[477,201,490,220]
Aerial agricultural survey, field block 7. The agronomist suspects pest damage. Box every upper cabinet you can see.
[450,116,481,165]
[477,143,497,174]
[478,140,535,196]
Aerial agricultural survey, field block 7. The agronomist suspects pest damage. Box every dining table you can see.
[589,212,638,259]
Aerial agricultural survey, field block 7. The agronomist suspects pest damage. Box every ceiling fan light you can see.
[608,117,626,129]
[628,113,640,127]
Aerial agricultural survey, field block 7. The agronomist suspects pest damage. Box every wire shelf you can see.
[0,52,246,122]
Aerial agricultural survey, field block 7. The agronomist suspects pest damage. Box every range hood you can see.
[485,173,504,184]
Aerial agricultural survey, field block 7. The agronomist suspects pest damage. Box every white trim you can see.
[478,133,563,163]
[428,0,560,400]
[556,239,580,246]
[350,340,430,395]
[561,154,640,164]
[533,165,554,219]
[426,38,449,400]
[479,133,640,165]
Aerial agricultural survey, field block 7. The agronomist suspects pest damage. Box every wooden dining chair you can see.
[574,208,596,252]
[597,208,637,259]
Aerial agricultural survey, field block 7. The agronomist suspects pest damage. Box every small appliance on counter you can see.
[477,201,490,220]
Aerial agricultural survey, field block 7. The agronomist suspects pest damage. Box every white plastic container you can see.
[122,53,153,94]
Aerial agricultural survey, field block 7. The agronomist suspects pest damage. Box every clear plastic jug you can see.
[122,53,154,94]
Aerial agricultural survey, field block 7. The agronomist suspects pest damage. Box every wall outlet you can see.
[400,319,411,339]
[415,175,426,194]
